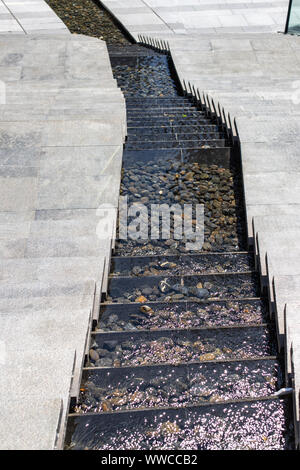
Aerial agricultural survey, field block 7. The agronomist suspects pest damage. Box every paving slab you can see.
[2,0,299,451]
[0,398,63,450]
[252,214,300,259]
[0,177,38,212]
[101,0,288,38]
[0,279,96,299]
[0,120,124,146]
[39,145,123,178]
[0,0,69,34]
[0,348,75,404]
[36,174,120,210]
[0,257,105,284]
[0,293,94,313]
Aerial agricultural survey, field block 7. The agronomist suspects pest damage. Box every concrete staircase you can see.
[0,34,125,449]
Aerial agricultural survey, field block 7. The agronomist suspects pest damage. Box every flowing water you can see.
[64,43,294,450]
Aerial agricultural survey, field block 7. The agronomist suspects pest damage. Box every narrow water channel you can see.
[61,11,294,450]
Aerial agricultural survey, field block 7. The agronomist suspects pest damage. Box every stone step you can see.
[126,97,187,103]
[0,348,75,411]
[126,101,197,107]
[110,253,254,277]
[0,305,92,399]
[75,357,281,413]
[97,298,267,332]
[107,46,160,56]
[126,104,194,111]
[89,324,275,368]
[127,133,223,141]
[1,398,63,450]
[109,50,159,56]
[125,140,225,150]
[127,124,219,132]
[126,106,198,113]
[127,111,206,118]
[128,120,219,130]
[105,272,259,304]
[127,118,210,126]
[122,148,232,168]
[110,53,162,67]
[65,397,291,450]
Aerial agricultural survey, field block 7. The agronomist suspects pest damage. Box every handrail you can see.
[285,0,300,35]
[285,0,293,33]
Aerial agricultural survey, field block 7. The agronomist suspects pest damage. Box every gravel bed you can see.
[45,0,130,43]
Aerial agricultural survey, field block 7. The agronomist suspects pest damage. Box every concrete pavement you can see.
[0,33,125,449]
[0,0,69,34]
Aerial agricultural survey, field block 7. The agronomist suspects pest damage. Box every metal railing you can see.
[285,0,300,34]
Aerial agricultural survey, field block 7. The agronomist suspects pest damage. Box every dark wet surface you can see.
[89,326,276,368]
[97,300,268,332]
[106,273,259,304]
[111,253,254,277]
[66,398,294,450]
[76,360,282,413]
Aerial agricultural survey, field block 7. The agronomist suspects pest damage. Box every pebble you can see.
[97,348,111,358]
[199,353,216,361]
[96,357,113,367]
[132,266,142,275]
[188,287,210,299]
[89,349,99,362]
[172,284,189,295]
[142,287,153,295]
[135,295,147,303]
[160,261,177,269]
[159,280,170,293]
[140,305,154,315]
[103,340,118,352]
